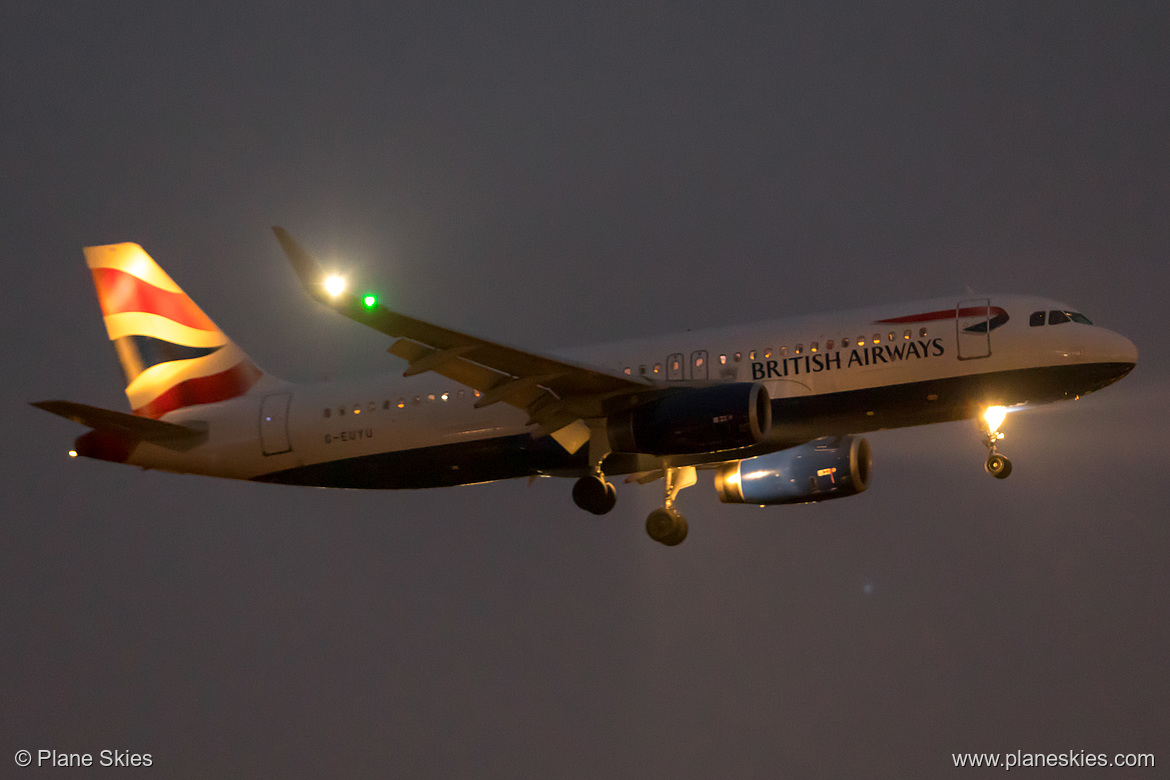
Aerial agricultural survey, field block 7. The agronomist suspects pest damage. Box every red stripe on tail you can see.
[91,267,219,331]
[133,361,263,418]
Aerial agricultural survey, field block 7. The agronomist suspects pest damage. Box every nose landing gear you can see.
[982,405,1013,479]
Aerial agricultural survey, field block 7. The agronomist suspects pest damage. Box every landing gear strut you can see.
[645,465,695,546]
[982,406,1013,480]
[572,422,617,514]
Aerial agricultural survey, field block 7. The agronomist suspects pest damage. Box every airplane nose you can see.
[1112,331,1139,367]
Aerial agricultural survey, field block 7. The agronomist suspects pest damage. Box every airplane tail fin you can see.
[84,242,267,418]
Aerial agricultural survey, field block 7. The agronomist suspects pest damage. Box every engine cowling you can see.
[607,383,772,456]
[714,435,871,505]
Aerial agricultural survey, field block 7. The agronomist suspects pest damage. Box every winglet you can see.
[272,226,329,302]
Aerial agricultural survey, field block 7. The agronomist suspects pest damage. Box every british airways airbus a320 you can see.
[34,228,1137,545]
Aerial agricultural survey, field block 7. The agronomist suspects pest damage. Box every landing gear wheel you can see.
[572,475,617,515]
[985,453,1013,479]
[646,507,688,546]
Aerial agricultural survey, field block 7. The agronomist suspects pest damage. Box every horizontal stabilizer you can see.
[31,400,207,449]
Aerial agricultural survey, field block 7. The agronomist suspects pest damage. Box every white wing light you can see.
[323,275,347,298]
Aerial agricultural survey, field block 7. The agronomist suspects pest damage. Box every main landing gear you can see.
[572,474,616,515]
[645,466,695,546]
[982,405,1013,480]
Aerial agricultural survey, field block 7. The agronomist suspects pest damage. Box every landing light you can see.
[68,450,78,458]
[324,275,347,298]
[983,405,1008,434]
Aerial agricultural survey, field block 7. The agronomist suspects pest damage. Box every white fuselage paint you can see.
[124,294,1137,483]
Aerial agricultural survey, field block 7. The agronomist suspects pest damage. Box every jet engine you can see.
[714,435,871,505]
[607,383,772,456]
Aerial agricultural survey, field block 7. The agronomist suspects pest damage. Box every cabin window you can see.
[734,352,742,362]
[842,338,850,348]
[857,337,866,346]
[639,365,647,375]
[624,367,631,375]
[919,327,928,338]
[338,406,346,416]
[764,349,772,359]
[888,332,895,341]
[412,396,421,405]
[719,355,727,365]
[653,363,661,374]
[458,390,465,399]
[826,339,834,350]
[323,408,331,418]
[779,346,788,356]
[369,402,376,412]
[811,342,818,352]
[872,333,881,344]
[382,400,390,410]
[903,329,911,340]
[795,344,803,355]
[397,398,406,409]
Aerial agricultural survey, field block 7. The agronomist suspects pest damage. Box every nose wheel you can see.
[982,406,1013,480]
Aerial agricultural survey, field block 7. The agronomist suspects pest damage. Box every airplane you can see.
[33,229,1138,545]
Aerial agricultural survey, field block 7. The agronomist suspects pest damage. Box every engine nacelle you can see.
[714,435,871,505]
[607,383,772,456]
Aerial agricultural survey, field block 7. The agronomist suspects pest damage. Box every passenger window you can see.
[903,329,911,340]
[749,350,757,360]
[412,396,421,405]
[1049,310,1070,325]
[795,344,803,355]
[857,337,866,346]
[397,398,406,409]
[338,406,345,416]
[323,408,331,418]
[811,342,818,352]
[919,327,928,338]
[639,365,647,375]
[779,346,788,356]
[734,352,741,362]
[653,363,661,374]
[873,334,881,344]
[826,340,834,350]
[624,367,631,375]
[458,390,465,399]
[719,355,727,365]
[764,349,772,359]
[369,402,376,412]
[382,400,390,410]
[1029,311,1045,327]
[842,338,850,348]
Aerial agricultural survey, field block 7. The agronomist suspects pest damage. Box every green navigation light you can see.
[363,294,378,309]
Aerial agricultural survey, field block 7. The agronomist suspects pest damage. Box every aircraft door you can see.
[667,353,685,381]
[691,350,709,380]
[260,393,292,455]
[956,298,992,360]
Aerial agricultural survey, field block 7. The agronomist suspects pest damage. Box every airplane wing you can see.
[31,400,208,449]
[272,227,657,443]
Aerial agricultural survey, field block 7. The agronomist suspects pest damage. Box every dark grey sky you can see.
[3,2,1167,776]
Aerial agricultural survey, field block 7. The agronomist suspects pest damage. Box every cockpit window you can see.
[1048,310,1070,325]
[1048,310,1093,325]
[1029,311,1045,327]
[1069,312,1092,325]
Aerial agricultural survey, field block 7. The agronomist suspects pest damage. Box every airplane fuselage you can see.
[108,293,1135,489]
